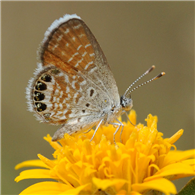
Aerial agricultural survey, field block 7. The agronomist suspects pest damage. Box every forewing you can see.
[39,14,120,105]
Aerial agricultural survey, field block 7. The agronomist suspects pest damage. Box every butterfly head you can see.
[120,95,133,111]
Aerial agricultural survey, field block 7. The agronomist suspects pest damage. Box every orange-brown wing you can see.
[39,14,120,105]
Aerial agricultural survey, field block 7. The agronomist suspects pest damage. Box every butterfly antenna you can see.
[126,72,165,96]
[123,65,156,97]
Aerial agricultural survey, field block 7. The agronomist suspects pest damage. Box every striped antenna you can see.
[125,71,165,96]
[124,65,156,97]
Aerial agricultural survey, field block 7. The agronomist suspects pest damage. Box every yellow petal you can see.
[93,177,127,191]
[129,192,142,195]
[19,181,72,195]
[145,163,195,182]
[59,183,90,195]
[132,178,176,195]
[163,149,195,166]
[15,159,48,170]
[165,129,184,144]
[44,134,62,150]
[38,154,56,168]
[15,169,58,182]
[182,159,195,166]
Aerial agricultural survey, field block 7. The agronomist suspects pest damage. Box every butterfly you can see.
[26,14,165,143]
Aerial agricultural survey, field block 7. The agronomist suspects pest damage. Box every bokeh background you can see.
[2,2,194,194]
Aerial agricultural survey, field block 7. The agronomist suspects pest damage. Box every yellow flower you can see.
[15,110,195,195]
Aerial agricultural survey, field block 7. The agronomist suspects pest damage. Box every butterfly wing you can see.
[40,14,120,105]
[27,14,120,140]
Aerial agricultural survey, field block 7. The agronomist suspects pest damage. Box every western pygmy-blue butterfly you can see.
[26,14,165,143]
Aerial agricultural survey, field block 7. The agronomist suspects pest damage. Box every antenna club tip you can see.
[153,72,166,80]
[152,65,155,69]
[147,65,155,74]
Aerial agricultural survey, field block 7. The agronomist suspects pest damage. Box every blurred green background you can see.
[2,2,194,195]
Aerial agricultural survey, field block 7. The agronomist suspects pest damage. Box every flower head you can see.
[15,110,195,195]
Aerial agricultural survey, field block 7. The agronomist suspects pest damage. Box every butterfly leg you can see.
[90,119,104,142]
[124,111,136,126]
[83,128,92,134]
[116,119,125,143]
[111,119,124,144]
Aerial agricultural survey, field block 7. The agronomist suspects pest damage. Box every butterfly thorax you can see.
[102,103,123,125]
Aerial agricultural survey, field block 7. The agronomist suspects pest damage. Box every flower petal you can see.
[59,183,90,195]
[132,178,176,195]
[163,150,195,166]
[145,163,195,182]
[15,169,58,182]
[165,129,183,144]
[93,177,127,191]
[19,181,72,195]
[15,160,48,170]
[44,134,62,150]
